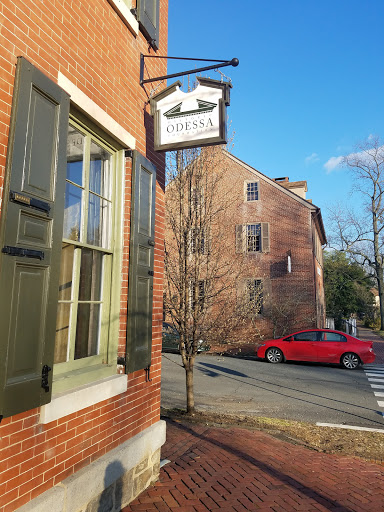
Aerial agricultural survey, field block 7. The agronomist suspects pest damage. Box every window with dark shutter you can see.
[235,223,270,254]
[137,0,160,50]
[126,151,156,373]
[53,120,118,382]
[0,57,69,419]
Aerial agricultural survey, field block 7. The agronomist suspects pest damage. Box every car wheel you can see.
[265,347,284,364]
[341,352,360,370]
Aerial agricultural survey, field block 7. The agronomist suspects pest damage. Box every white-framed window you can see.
[235,223,270,254]
[245,181,259,202]
[54,118,122,386]
[189,280,206,312]
[190,227,206,255]
[246,224,261,252]
[247,279,264,315]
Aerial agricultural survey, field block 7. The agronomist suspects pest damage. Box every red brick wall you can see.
[223,153,319,337]
[0,1,167,510]
[209,152,320,342]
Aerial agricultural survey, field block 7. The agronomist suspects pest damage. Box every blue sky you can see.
[166,0,384,233]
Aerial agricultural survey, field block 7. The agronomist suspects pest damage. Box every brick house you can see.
[222,151,327,341]
[164,149,327,348]
[0,1,168,511]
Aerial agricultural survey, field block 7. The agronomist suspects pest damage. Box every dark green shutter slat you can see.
[126,151,156,373]
[0,57,69,418]
[137,0,160,50]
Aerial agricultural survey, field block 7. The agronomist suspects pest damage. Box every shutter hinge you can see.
[144,365,152,382]
[117,356,126,366]
[41,365,52,393]
[125,149,134,159]
[130,8,137,19]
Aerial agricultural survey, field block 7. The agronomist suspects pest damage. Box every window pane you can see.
[247,224,261,252]
[247,182,258,201]
[78,249,103,301]
[87,193,111,247]
[67,127,84,186]
[75,303,100,359]
[294,332,318,341]
[58,243,74,300]
[248,279,263,314]
[90,140,112,199]
[55,304,71,363]
[63,182,82,241]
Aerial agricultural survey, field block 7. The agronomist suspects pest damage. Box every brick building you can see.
[0,1,168,511]
[222,151,327,340]
[164,149,327,348]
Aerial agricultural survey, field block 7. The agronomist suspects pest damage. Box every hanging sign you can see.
[150,77,232,152]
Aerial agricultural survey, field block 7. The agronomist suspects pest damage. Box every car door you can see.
[285,331,320,361]
[317,331,347,362]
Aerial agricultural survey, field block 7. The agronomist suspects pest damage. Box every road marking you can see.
[368,378,384,382]
[365,372,384,377]
[370,384,384,389]
[378,401,384,407]
[316,423,384,433]
[374,392,384,397]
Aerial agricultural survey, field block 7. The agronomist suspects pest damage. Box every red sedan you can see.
[256,329,375,369]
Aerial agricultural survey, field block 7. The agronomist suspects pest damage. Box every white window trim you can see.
[107,0,139,35]
[40,374,128,424]
[244,180,259,202]
[57,73,136,150]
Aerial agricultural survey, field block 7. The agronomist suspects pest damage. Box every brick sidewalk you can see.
[357,324,384,364]
[122,419,384,511]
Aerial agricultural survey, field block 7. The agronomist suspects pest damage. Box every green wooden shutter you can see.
[126,152,156,373]
[0,57,69,418]
[261,222,270,253]
[137,0,160,50]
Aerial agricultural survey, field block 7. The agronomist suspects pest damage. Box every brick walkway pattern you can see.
[357,324,384,364]
[122,419,384,512]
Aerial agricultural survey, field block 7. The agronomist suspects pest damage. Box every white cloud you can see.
[324,156,343,173]
[305,152,319,165]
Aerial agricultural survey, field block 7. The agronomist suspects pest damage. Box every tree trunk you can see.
[376,266,384,331]
[372,203,384,330]
[185,362,195,414]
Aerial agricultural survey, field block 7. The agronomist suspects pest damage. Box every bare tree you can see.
[328,136,384,329]
[164,146,258,413]
[266,292,317,338]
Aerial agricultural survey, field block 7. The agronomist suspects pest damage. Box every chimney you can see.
[274,177,307,199]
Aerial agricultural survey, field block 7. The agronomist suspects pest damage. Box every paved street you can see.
[161,354,384,429]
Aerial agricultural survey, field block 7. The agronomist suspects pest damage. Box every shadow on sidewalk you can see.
[166,418,354,512]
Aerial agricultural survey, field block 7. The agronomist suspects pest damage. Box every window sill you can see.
[108,0,139,35]
[40,374,127,424]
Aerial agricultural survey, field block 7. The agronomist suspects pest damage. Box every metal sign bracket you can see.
[140,54,239,86]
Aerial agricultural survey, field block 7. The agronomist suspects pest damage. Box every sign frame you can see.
[150,77,232,152]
